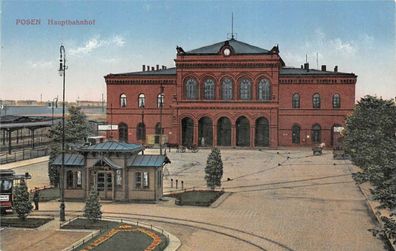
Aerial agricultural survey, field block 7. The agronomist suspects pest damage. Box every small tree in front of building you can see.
[13,182,33,220]
[205,148,223,190]
[84,187,102,222]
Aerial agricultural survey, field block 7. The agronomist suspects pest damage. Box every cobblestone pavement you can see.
[7,149,386,250]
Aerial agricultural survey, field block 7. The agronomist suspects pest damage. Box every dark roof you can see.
[280,67,356,76]
[127,155,171,168]
[107,67,176,77]
[93,157,122,170]
[80,140,143,153]
[52,154,84,166]
[186,39,270,55]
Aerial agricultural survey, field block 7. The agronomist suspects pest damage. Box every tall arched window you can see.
[312,93,321,108]
[312,124,321,143]
[120,94,127,107]
[136,123,146,141]
[332,94,341,108]
[221,78,233,100]
[157,93,164,108]
[204,79,215,100]
[118,123,128,143]
[258,79,271,100]
[240,79,252,100]
[66,170,74,188]
[138,94,145,108]
[292,93,300,108]
[185,78,198,99]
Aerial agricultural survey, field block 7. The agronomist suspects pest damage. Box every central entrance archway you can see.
[217,117,231,146]
[255,117,269,147]
[181,117,194,146]
[198,117,213,146]
[236,116,250,147]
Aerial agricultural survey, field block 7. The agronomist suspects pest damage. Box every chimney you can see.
[301,65,303,69]
[321,65,326,71]
[162,65,165,70]
[142,65,146,72]
[156,64,159,71]
[334,65,338,72]
[151,66,155,71]
[304,63,309,71]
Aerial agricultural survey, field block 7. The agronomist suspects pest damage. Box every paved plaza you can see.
[1,148,385,250]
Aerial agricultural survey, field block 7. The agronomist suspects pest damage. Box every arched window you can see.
[258,79,271,100]
[312,93,320,108]
[138,94,145,108]
[120,94,127,107]
[292,125,300,144]
[292,93,300,108]
[240,79,252,100]
[222,78,233,100]
[136,123,146,141]
[204,79,215,100]
[332,94,341,108]
[157,93,164,108]
[312,124,321,143]
[66,170,73,189]
[118,123,128,143]
[185,78,198,99]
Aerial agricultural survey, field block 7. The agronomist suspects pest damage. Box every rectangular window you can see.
[97,173,105,191]
[116,170,122,187]
[77,171,82,188]
[136,172,142,189]
[143,172,149,189]
[106,173,112,191]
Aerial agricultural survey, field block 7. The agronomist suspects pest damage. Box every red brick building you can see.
[105,38,356,148]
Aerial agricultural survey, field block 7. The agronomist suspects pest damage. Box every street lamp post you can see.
[159,83,164,155]
[58,45,67,221]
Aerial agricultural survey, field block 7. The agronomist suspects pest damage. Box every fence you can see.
[0,147,49,164]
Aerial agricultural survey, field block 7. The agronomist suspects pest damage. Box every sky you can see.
[1,0,395,102]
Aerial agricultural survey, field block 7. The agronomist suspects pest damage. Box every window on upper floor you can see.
[204,79,215,100]
[312,93,321,109]
[332,94,341,108]
[292,93,300,108]
[157,93,164,108]
[138,94,145,108]
[185,78,198,99]
[120,94,127,107]
[222,78,233,100]
[258,79,271,101]
[240,79,252,100]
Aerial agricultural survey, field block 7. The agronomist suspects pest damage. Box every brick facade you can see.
[105,39,356,148]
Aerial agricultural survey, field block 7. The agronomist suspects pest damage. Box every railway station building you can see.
[105,38,356,148]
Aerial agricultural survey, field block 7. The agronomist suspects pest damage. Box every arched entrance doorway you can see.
[331,124,343,148]
[198,117,213,146]
[236,116,250,147]
[292,124,300,144]
[118,123,128,143]
[181,117,194,146]
[312,124,321,144]
[217,117,231,146]
[155,123,162,144]
[255,117,269,147]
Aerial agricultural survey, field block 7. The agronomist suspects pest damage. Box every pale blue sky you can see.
[1,0,395,101]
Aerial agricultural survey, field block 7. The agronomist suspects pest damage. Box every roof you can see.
[107,67,176,77]
[280,67,356,76]
[93,157,122,170]
[186,39,270,55]
[79,140,143,153]
[127,155,171,168]
[52,154,85,166]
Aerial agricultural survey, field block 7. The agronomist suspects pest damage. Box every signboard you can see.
[0,194,10,201]
[98,125,118,131]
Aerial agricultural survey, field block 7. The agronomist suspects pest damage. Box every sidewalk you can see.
[0,156,48,170]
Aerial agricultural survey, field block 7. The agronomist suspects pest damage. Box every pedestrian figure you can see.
[33,189,39,210]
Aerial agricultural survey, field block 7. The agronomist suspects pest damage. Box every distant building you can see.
[105,38,356,148]
[51,141,170,202]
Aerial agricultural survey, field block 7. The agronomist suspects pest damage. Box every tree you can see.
[205,148,223,190]
[343,95,396,242]
[84,187,102,222]
[48,106,92,185]
[13,182,33,220]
